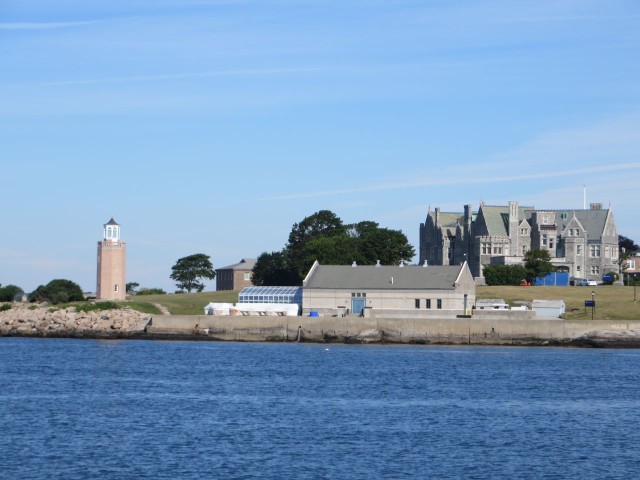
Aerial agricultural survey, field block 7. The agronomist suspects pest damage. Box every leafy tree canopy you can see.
[126,282,139,293]
[252,251,299,286]
[253,210,416,286]
[0,284,24,302]
[170,253,215,293]
[523,249,555,283]
[30,279,84,304]
[619,235,640,254]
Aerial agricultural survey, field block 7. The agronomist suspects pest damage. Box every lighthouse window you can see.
[114,284,119,292]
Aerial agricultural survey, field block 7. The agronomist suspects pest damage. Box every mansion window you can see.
[591,266,600,275]
[481,243,491,255]
[437,299,442,309]
[576,244,583,255]
[605,245,610,258]
[522,246,528,255]
[415,299,420,309]
[493,245,503,255]
[576,266,581,273]
[425,299,432,309]
[244,272,251,281]
[590,245,601,257]
[628,260,636,270]
[520,228,528,236]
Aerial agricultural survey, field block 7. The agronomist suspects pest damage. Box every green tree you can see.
[483,264,527,286]
[253,211,416,285]
[524,249,554,283]
[349,221,415,265]
[252,251,299,286]
[126,282,139,293]
[0,284,24,302]
[30,279,84,304]
[619,235,640,253]
[302,234,356,268]
[286,210,346,280]
[170,254,216,293]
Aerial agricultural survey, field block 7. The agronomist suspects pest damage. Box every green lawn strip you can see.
[477,285,640,320]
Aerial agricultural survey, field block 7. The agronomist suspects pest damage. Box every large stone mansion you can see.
[419,201,619,283]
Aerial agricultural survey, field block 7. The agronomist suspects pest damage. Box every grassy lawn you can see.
[125,290,240,315]
[119,286,640,320]
[478,285,640,320]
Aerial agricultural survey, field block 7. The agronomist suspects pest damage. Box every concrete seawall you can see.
[3,303,640,347]
[146,315,640,347]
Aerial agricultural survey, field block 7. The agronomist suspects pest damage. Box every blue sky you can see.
[1,0,639,293]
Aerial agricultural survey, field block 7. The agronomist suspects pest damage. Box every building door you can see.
[351,298,366,316]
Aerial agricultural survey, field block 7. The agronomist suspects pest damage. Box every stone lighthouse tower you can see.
[96,218,126,300]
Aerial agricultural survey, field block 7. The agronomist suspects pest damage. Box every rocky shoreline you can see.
[3,303,640,347]
[0,304,151,339]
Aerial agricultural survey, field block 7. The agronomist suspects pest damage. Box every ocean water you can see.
[1,338,639,479]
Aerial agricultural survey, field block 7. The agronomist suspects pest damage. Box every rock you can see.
[0,303,151,338]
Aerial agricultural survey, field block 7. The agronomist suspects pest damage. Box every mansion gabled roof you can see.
[303,262,465,290]
[552,209,609,237]
[477,204,611,238]
[478,205,534,236]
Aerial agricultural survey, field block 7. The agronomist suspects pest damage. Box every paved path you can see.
[153,303,171,315]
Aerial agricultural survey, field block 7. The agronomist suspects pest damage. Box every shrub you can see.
[76,301,121,313]
[0,303,12,312]
[30,279,84,305]
[0,284,24,302]
[137,288,166,296]
[483,264,528,286]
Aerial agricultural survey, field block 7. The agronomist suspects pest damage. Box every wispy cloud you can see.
[0,20,104,30]
[488,14,640,24]
[261,162,640,201]
[41,66,328,87]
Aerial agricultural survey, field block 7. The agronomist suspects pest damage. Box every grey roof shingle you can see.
[553,209,608,237]
[304,264,464,290]
[217,258,257,271]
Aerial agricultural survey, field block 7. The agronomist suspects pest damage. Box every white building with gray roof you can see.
[420,201,619,283]
[302,261,475,317]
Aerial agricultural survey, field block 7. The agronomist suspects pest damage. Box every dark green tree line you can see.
[253,210,415,286]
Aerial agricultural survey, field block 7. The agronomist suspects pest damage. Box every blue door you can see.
[351,298,366,316]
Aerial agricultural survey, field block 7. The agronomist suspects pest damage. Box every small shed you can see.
[531,300,566,318]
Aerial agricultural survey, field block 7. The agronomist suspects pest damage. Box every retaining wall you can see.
[146,315,640,346]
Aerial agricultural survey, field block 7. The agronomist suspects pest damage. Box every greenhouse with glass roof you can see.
[239,286,303,306]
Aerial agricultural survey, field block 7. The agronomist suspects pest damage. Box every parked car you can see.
[577,279,598,286]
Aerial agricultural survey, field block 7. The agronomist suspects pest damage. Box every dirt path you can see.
[153,303,171,315]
